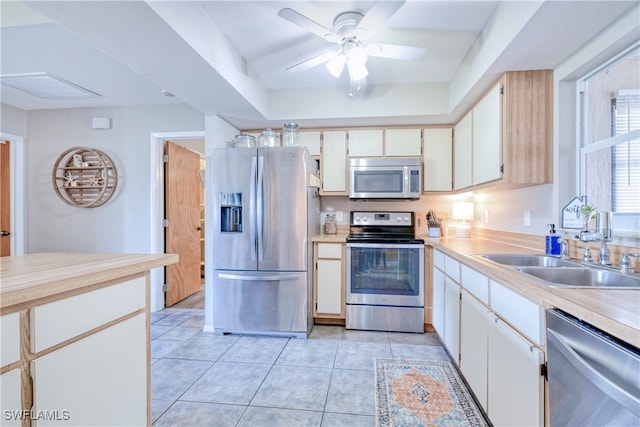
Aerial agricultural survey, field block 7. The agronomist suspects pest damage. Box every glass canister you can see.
[234,134,255,148]
[323,212,337,234]
[258,128,279,147]
[282,122,299,147]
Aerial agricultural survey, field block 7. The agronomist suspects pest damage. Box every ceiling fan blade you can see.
[278,8,341,43]
[355,1,405,40]
[367,43,428,61]
[286,50,339,72]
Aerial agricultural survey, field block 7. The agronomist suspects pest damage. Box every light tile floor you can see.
[151,308,449,426]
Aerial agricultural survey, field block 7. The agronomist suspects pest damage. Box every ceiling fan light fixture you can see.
[347,60,368,81]
[326,54,346,78]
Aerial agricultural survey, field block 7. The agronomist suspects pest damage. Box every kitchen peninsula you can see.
[0,252,178,427]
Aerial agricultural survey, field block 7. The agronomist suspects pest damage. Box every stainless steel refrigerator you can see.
[211,146,319,338]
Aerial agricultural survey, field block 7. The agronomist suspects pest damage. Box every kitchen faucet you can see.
[577,210,613,266]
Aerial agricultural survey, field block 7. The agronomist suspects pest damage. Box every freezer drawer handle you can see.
[218,273,299,281]
[547,329,640,415]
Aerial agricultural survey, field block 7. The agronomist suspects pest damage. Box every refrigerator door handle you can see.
[250,155,258,261]
[257,155,265,261]
[218,273,299,281]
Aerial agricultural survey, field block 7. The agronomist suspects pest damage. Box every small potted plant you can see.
[580,203,596,229]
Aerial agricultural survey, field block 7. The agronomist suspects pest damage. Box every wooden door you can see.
[0,140,10,256]
[164,141,202,306]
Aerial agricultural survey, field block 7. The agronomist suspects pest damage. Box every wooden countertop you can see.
[425,235,640,348]
[0,252,179,310]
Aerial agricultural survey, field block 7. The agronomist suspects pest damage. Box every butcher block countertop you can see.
[0,252,179,310]
[425,235,640,348]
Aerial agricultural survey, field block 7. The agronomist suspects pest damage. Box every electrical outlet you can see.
[524,210,531,226]
[483,210,489,223]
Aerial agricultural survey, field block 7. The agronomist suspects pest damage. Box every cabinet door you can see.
[454,111,473,190]
[31,314,147,427]
[385,129,422,156]
[488,314,544,427]
[321,131,347,193]
[473,83,502,185]
[1,312,20,367]
[298,131,321,156]
[443,277,460,365]
[316,259,343,316]
[460,291,490,411]
[431,266,445,335]
[1,369,21,426]
[423,128,452,191]
[348,129,383,157]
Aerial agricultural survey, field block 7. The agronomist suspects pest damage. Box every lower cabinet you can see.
[1,369,21,427]
[443,277,461,364]
[487,314,544,426]
[432,250,545,426]
[31,313,147,426]
[314,243,345,318]
[460,290,490,410]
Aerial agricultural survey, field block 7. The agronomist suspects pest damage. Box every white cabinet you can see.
[298,131,321,156]
[431,267,445,335]
[472,83,502,185]
[385,128,422,156]
[1,312,21,427]
[487,314,544,427]
[347,129,383,157]
[460,290,490,410]
[314,243,344,318]
[453,70,553,191]
[443,277,461,364]
[454,111,473,190]
[31,314,147,427]
[321,131,347,194]
[423,128,452,191]
[1,369,21,426]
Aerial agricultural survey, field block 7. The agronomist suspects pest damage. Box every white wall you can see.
[25,104,203,253]
[1,103,27,136]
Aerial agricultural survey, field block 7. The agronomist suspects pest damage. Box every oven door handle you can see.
[346,242,424,249]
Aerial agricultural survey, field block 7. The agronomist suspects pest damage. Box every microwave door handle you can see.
[250,155,257,262]
[256,155,264,261]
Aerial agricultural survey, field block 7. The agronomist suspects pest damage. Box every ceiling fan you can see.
[278,1,428,95]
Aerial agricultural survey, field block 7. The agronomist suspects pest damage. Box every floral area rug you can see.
[375,358,489,427]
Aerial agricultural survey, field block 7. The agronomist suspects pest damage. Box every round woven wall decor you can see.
[52,146,118,208]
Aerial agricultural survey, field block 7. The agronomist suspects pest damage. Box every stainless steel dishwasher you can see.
[546,309,640,426]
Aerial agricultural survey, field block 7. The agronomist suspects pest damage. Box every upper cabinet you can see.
[298,131,321,156]
[454,69,553,190]
[385,128,422,156]
[423,128,453,192]
[454,112,473,190]
[347,129,383,157]
[321,130,348,194]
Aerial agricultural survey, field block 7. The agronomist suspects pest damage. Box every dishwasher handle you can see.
[547,328,640,415]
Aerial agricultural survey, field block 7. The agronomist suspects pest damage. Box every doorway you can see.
[164,140,204,307]
[0,140,10,256]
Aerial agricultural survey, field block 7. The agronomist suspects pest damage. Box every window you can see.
[580,44,640,236]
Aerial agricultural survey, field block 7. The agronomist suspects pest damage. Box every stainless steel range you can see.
[346,211,425,333]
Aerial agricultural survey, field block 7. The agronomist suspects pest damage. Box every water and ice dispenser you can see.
[220,192,243,233]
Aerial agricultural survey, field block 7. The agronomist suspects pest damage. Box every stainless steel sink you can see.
[480,254,578,268]
[518,267,640,289]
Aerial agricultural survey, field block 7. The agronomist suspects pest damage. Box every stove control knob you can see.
[354,216,360,223]
[404,216,410,222]
[396,216,402,222]
[362,217,368,223]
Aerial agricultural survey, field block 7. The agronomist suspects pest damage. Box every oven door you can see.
[346,243,424,307]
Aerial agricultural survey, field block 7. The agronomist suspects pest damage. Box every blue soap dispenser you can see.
[546,224,561,256]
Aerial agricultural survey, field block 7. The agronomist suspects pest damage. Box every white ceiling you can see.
[1,1,638,130]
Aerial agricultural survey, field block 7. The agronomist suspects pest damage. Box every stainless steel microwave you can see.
[349,157,422,199]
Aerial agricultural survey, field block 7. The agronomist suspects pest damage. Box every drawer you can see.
[317,243,342,259]
[444,255,461,282]
[433,250,445,270]
[461,265,489,305]
[31,276,146,353]
[490,280,543,346]
[1,312,20,367]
